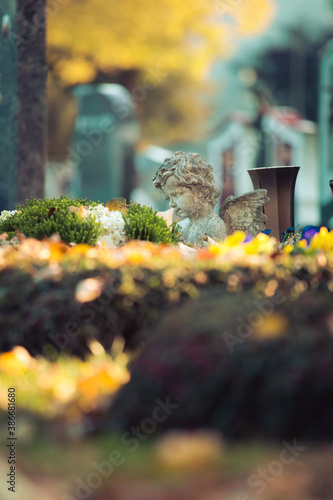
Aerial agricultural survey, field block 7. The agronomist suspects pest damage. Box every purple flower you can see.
[301,225,320,244]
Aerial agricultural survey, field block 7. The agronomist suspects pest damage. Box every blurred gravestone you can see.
[0,0,46,211]
[69,84,139,203]
[319,39,333,225]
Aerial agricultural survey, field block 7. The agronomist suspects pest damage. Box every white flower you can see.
[89,205,126,247]
[0,210,18,222]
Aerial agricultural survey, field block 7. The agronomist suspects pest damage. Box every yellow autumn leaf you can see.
[68,206,78,214]
[105,198,128,215]
[68,205,92,214]
[156,207,174,228]
[75,206,90,219]
[77,368,124,398]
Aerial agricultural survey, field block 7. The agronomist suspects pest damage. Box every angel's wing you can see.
[219,189,269,236]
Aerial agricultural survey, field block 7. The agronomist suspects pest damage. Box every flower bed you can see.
[1,197,333,440]
[0,227,332,359]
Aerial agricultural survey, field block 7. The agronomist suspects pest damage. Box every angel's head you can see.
[152,152,220,218]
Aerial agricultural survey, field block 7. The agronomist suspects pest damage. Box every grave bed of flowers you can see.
[1,196,333,441]
[0,226,332,360]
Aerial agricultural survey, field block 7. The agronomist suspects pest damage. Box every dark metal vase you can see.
[248,166,300,240]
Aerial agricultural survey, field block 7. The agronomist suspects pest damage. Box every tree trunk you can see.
[17,0,47,203]
[0,0,46,211]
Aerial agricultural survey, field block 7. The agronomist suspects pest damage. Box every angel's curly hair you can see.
[152,151,220,208]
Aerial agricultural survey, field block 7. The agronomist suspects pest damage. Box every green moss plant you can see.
[0,196,103,245]
[123,204,181,244]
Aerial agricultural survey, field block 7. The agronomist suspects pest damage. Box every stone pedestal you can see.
[248,166,300,240]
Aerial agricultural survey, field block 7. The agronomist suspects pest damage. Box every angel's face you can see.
[163,175,197,218]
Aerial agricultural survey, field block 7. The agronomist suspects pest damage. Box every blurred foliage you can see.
[109,287,333,441]
[1,223,333,499]
[0,228,332,358]
[47,0,276,83]
[0,343,129,423]
[46,0,276,149]
[139,72,213,144]
[0,243,200,357]
[0,196,103,245]
[0,228,333,446]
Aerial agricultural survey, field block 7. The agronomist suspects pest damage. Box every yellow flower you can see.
[283,244,294,254]
[309,227,333,252]
[244,233,275,255]
[206,244,228,257]
[225,231,247,247]
[297,239,308,249]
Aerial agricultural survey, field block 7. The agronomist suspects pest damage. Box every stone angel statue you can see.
[153,151,269,244]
